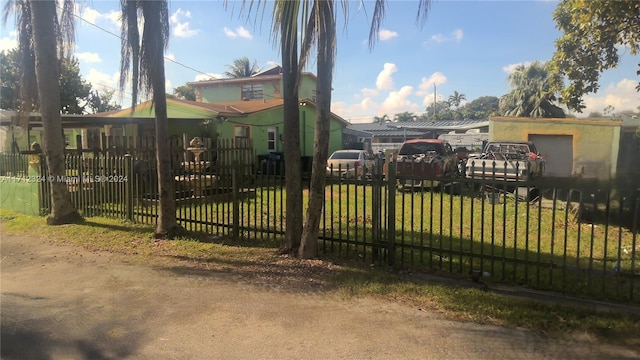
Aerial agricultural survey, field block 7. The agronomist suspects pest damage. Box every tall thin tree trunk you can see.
[299,0,335,259]
[280,1,303,255]
[30,0,81,225]
[142,1,178,238]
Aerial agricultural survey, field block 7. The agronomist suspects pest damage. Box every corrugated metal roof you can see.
[347,119,489,136]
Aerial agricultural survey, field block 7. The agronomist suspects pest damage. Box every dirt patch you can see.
[1,233,638,359]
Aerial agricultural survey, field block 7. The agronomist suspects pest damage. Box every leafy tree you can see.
[394,111,417,122]
[550,0,640,112]
[0,49,22,110]
[87,89,121,113]
[0,49,92,115]
[3,0,82,224]
[448,91,466,109]
[120,0,180,238]
[460,96,499,119]
[224,56,260,78]
[424,101,451,120]
[59,56,92,114]
[373,114,390,124]
[588,111,603,118]
[171,84,196,101]
[499,61,565,118]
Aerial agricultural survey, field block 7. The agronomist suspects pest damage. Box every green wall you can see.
[0,177,40,215]
[199,74,317,103]
[490,117,621,180]
[215,106,343,158]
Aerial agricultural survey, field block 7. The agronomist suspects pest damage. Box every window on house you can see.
[241,84,263,100]
[234,125,250,139]
[311,89,317,102]
[267,127,277,152]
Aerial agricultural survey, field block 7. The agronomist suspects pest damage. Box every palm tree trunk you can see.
[299,0,335,259]
[143,1,179,238]
[280,1,303,255]
[30,0,81,225]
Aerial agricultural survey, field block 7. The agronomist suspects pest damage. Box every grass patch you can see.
[1,208,639,348]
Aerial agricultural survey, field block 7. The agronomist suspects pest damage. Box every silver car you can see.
[326,150,375,179]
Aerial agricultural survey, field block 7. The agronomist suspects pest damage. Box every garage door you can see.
[528,135,573,177]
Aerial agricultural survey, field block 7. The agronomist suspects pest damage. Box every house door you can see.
[528,134,573,177]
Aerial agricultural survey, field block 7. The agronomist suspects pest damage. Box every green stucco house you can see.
[67,66,346,164]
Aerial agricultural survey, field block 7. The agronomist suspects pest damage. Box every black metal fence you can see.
[2,152,638,304]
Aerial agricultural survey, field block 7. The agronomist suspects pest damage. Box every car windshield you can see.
[330,152,360,160]
[399,143,440,156]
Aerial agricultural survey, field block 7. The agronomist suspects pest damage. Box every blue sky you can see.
[1,0,638,123]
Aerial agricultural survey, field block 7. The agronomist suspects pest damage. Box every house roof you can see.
[1,97,349,128]
[251,65,282,77]
[187,72,317,88]
[347,119,489,137]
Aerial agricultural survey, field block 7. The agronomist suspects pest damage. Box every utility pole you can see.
[433,84,437,119]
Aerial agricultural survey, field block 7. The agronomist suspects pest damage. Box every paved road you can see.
[1,233,638,360]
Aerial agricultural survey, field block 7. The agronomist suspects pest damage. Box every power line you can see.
[69,5,218,83]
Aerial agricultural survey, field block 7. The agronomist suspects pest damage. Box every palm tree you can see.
[298,0,431,258]
[499,61,565,118]
[3,0,82,225]
[448,91,466,109]
[271,0,305,255]
[240,0,431,258]
[120,0,180,238]
[373,114,390,124]
[394,111,416,122]
[224,57,261,78]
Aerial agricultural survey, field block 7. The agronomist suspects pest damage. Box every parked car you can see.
[326,149,376,179]
[465,141,544,182]
[395,139,458,189]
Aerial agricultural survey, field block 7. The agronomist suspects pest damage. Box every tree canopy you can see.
[170,84,196,101]
[500,61,565,118]
[0,50,92,114]
[59,56,92,114]
[394,111,416,122]
[549,0,640,112]
[224,57,260,78]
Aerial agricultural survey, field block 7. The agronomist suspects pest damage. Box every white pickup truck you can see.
[465,141,544,182]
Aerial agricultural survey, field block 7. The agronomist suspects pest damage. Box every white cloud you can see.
[452,29,464,42]
[223,26,253,40]
[194,73,222,81]
[85,69,120,92]
[0,36,17,51]
[376,63,397,90]
[81,7,100,24]
[580,79,640,116]
[75,52,102,63]
[80,7,120,28]
[379,29,398,41]
[430,29,464,43]
[422,92,446,107]
[380,86,419,115]
[361,88,379,97]
[416,72,448,96]
[502,61,533,74]
[171,8,199,38]
[165,79,172,94]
